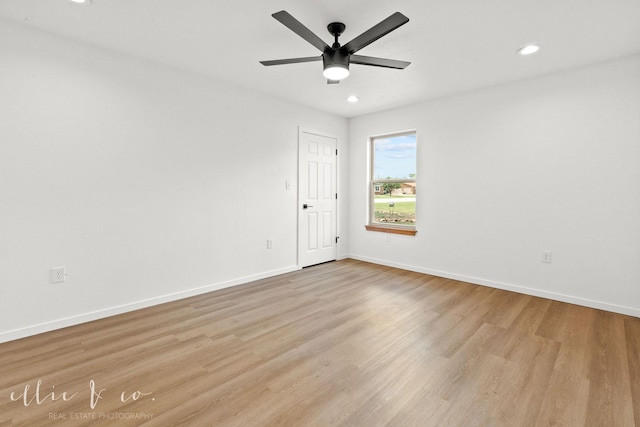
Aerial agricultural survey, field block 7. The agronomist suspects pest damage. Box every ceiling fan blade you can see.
[342,12,409,54]
[327,79,340,84]
[260,56,322,66]
[272,11,330,53]
[350,55,411,69]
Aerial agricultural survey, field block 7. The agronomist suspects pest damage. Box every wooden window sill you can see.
[365,225,417,236]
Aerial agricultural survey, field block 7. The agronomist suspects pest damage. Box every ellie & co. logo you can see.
[9,379,154,420]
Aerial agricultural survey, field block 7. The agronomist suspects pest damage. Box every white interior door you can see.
[298,128,337,267]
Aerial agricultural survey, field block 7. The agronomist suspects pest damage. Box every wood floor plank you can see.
[553,303,596,379]
[584,310,635,426]
[1,259,638,426]
[489,335,561,425]
[437,351,508,426]
[625,317,640,426]
[535,299,570,341]
[535,369,590,426]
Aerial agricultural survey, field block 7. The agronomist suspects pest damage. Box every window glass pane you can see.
[369,131,417,230]
[372,182,416,225]
[373,133,417,180]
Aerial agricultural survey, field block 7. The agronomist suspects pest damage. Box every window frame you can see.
[366,130,417,236]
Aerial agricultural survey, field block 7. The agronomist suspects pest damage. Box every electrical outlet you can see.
[51,267,66,283]
[542,251,552,264]
[267,239,273,249]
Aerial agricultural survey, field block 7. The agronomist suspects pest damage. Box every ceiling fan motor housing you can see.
[323,49,350,71]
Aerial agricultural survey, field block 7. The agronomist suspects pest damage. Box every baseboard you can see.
[349,254,640,318]
[5,257,636,344]
[0,265,301,344]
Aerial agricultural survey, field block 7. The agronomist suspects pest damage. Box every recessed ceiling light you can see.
[70,0,90,4]
[347,95,359,103]
[517,44,540,55]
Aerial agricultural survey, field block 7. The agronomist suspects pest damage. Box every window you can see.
[366,131,417,235]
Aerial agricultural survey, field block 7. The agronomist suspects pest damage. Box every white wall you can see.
[348,55,640,317]
[0,19,348,342]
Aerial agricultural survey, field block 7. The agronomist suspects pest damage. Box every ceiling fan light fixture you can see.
[322,50,350,81]
[323,65,350,80]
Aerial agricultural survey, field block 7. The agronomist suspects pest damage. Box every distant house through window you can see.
[366,131,417,235]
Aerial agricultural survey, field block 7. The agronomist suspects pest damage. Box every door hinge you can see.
[336,149,338,155]
[335,193,338,199]
[336,236,340,243]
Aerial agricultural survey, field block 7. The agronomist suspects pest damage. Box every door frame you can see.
[297,127,339,268]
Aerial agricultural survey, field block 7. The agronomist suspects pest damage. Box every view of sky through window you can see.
[373,133,416,179]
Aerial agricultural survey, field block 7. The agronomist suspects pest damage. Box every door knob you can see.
[303,204,314,209]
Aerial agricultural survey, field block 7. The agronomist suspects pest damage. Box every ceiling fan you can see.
[260,11,411,84]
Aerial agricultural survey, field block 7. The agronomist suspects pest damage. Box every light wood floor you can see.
[1,259,638,426]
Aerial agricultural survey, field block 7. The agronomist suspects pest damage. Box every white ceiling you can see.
[1,0,639,118]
